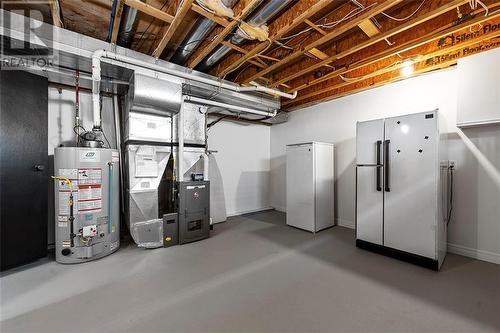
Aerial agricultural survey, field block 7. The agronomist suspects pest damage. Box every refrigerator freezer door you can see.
[357,119,384,165]
[286,144,315,231]
[356,166,384,245]
[383,112,438,259]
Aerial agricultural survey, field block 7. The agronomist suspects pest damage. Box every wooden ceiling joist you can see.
[152,0,193,58]
[239,0,403,84]
[358,18,380,37]
[191,3,230,27]
[284,15,500,107]
[304,19,327,36]
[21,0,499,112]
[287,2,499,95]
[271,0,471,88]
[110,0,124,44]
[49,0,64,28]
[186,0,265,69]
[124,0,174,24]
[287,58,460,111]
[215,0,335,78]
[221,41,267,68]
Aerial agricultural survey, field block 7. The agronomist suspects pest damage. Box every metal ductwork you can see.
[117,3,141,48]
[195,0,294,72]
[171,0,239,65]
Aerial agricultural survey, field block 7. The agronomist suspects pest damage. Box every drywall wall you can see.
[271,67,500,264]
[47,87,115,246]
[207,120,271,217]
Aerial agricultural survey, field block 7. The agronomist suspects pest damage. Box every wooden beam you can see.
[49,0,63,27]
[304,19,327,36]
[216,0,334,77]
[125,0,174,24]
[240,0,403,84]
[307,48,330,60]
[191,3,230,27]
[286,59,460,111]
[284,18,500,106]
[271,0,470,87]
[221,41,267,68]
[358,19,380,37]
[110,0,124,44]
[187,0,265,68]
[152,0,193,58]
[289,5,500,93]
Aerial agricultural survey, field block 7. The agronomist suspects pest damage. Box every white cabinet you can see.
[457,47,500,127]
[286,142,335,232]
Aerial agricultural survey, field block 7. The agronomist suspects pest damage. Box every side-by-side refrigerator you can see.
[356,110,449,270]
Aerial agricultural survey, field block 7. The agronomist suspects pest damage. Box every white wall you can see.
[208,120,271,216]
[271,68,500,264]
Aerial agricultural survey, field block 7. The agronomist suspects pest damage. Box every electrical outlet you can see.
[449,160,457,169]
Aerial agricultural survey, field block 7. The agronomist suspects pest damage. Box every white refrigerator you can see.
[356,110,449,270]
[286,142,335,233]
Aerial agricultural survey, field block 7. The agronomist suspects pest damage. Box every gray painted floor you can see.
[1,210,499,333]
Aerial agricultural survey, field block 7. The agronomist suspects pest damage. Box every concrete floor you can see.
[1,210,499,333]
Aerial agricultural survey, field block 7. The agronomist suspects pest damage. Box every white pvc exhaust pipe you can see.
[91,49,294,128]
[184,95,277,117]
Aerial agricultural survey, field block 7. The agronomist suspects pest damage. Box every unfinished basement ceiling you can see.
[7,0,500,110]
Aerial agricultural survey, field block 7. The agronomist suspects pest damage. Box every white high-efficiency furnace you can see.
[356,110,450,270]
[286,142,335,233]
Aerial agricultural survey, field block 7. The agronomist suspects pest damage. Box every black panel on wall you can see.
[1,70,49,271]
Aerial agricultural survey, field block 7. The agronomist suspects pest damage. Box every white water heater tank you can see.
[54,147,120,263]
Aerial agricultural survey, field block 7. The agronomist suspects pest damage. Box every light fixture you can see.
[401,59,414,77]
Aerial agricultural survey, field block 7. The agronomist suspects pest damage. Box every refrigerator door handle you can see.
[384,139,390,192]
[376,140,382,191]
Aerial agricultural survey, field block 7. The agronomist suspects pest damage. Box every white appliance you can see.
[286,142,335,232]
[356,110,449,270]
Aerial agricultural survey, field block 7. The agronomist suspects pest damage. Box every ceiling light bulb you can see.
[402,60,414,77]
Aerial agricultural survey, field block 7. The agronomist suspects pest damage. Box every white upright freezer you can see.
[356,110,450,270]
[286,142,335,232]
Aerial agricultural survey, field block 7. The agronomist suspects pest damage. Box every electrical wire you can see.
[381,0,426,21]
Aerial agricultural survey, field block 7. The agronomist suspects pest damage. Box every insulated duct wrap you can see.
[128,74,182,116]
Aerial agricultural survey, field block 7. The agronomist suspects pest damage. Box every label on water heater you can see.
[58,215,68,227]
[77,168,102,213]
[79,150,101,162]
[78,199,102,212]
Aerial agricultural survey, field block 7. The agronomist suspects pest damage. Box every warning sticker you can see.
[112,151,120,163]
[78,184,102,201]
[78,168,102,185]
[78,199,102,212]
[58,179,78,191]
[77,168,102,213]
[58,215,68,228]
[58,168,78,179]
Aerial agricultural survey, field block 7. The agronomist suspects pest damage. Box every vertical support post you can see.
[178,99,185,182]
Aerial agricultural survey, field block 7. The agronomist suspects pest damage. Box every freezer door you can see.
[356,166,384,245]
[383,112,438,259]
[357,119,384,165]
[286,144,315,231]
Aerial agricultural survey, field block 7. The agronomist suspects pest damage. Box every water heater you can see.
[54,147,120,263]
